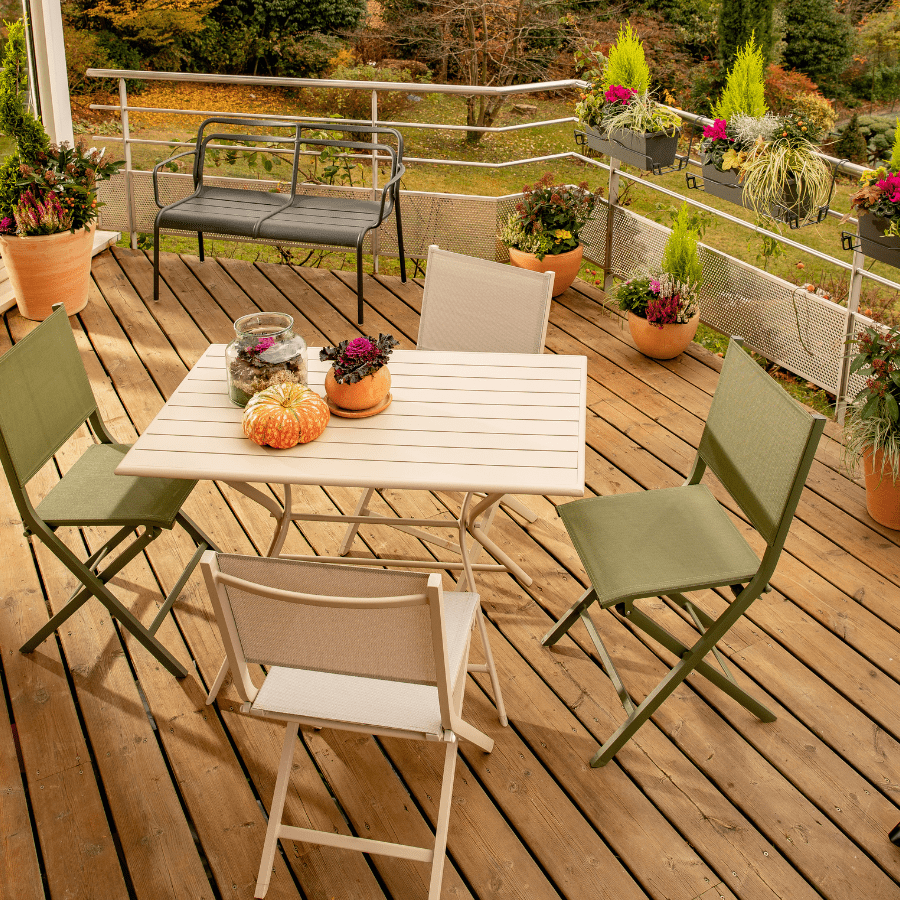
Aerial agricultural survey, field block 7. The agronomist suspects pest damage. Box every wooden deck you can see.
[2,247,900,900]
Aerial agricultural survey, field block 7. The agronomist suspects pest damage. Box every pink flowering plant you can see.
[0,141,123,237]
[320,334,399,384]
[850,166,900,238]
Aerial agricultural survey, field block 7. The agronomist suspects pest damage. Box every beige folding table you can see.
[118,344,587,584]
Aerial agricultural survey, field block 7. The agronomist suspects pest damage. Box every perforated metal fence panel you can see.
[100,172,872,394]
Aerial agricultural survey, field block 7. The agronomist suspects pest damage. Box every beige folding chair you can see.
[339,243,555,554]
[200,551,494,900]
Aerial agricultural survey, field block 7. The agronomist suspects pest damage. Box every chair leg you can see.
[339,487,375,556]
[541,586,597,647]
[255,723,298,899]
[198,232,205,262]
[473,605,507,727]
[498,494,538,523]
[206,656,229,705]
[428,739,459,900]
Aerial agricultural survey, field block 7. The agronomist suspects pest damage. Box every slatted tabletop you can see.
[117,345,587,497]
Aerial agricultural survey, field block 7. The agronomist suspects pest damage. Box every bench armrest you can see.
[152,150,198,209]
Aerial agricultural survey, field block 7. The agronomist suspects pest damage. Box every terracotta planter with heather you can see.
[508,244,583,297]
[627,311,700,360]
[862,447,900,530]
[0,223,96,320]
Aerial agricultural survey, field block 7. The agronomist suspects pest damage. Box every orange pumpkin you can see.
[242,383,330,449]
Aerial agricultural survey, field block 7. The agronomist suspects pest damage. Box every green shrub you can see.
[712,34,768,119]
[661,202,703,286]
[601,22,651,94]
[781,0,852,89]
[833,113,868,165]
[718,0,775,69]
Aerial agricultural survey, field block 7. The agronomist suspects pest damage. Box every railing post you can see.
[603,158,620,292]
[835,238,865,423]
[118,77,137,249]
[371,88,380,274]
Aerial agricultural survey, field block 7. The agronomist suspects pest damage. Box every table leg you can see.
[464,493,533,587]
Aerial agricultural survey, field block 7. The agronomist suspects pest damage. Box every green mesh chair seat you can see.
[543,339,825,767]
[559,484,760,608]
[0,306,218,678]
[36,443,196,528]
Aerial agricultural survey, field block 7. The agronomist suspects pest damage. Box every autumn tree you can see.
[381,0,572,143]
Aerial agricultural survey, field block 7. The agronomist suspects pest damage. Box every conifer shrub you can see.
[600,22,651,94]
[661,202,703,288]
[833,113,868,166]
[712,34,768,120]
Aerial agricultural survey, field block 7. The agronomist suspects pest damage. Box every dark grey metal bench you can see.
[152,116,407,324]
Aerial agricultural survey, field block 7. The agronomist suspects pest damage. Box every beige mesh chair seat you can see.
[200,552,493,900]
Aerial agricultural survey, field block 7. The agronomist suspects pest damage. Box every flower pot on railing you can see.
[698,161,749,208]
[579,124,681,172]
[856,214,900,269]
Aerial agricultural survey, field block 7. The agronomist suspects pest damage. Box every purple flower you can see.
[344,337,377,359]
[0,217,13,234]
[649,279,661,293]
[604,85,637,105]
[702,118,730,142]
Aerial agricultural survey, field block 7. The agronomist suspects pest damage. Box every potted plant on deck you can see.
[844,324,900,529]
[0,20,122,321]
[846,128,900,269]
[615,202,702,359]
[696,36,832,227]
[320,333,399,416]
[575,23,682,172]
[499,174,597,296]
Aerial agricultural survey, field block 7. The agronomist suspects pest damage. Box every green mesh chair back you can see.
[0,305,216,678]
[698,341,820,546]
[0,307,97,489]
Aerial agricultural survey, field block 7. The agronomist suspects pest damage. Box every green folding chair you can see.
[0,305,217,677]
[543,339,825,766]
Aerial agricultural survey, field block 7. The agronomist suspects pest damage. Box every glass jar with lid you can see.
[225,312,308,406]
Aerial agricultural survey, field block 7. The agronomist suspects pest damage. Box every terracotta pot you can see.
[0,223,96,321]
[862,447,900,530]
[507,244,583,297]
[627,311,700,360]
[325,366,391,410]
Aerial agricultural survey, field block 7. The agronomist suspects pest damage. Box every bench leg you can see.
[198,232,205,262]
[153,222,161,303]
[395,198,407,283]
[356,240,365,325]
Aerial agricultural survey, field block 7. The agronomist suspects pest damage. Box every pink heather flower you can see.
[877,172,900,204]
[251,336,275,354]
[0,217,12,233]
[646,294,681,327]
[702,118,730,142]
[604,85,637,105]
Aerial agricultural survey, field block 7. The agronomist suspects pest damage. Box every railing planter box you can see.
[699,162,749,208]
[857,214,900,269]
[579,124,681,172]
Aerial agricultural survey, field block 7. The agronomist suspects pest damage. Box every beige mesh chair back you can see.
[542,339,825,766]
[416,244,554,353]
[201,551,493,900]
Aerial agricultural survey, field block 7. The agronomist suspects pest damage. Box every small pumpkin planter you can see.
[507,244,583,297]
[325,365,391,411]
[627,311,700,360]
[320,334,398,418]
[242,383,330,449]
[0,223,96,320]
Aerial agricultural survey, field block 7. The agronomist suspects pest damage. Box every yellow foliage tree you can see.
[85,0,220,51]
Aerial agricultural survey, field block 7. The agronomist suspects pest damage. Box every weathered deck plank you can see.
[0,249,898,900]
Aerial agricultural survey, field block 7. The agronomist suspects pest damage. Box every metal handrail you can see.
[86,68,899,419]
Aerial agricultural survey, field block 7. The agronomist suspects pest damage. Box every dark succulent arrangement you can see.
[320,334,398,384]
